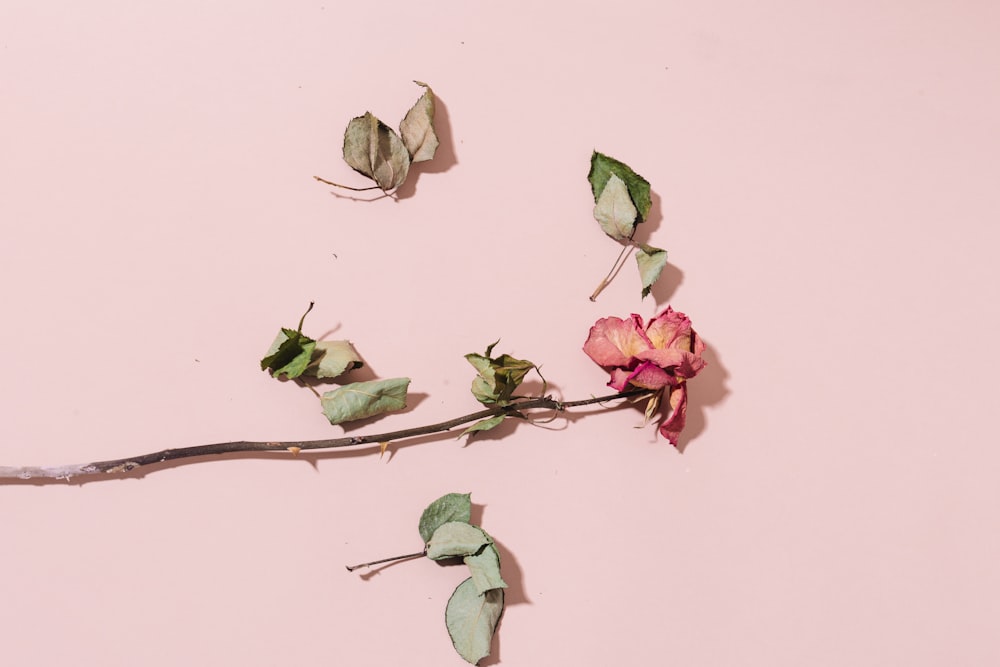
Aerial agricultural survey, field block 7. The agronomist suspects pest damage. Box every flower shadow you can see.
[676,339,729,452]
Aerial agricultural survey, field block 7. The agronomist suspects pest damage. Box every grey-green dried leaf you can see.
[464,543,507,594]
[636,243,668,299]
[459,415,506,438]
[320,377,410,425]
[593,173,638,242]
[399,81,439,162]
[342,112,411,192]
[418,493,472,543]
[446,577,504,665]
[588,151,652,221]
[309,340,363,379]
[426,521,491,560]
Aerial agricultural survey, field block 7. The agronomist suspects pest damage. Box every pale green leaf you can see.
[588,151,652,221]
[418,493,472,543]
[320,377,410,425]
[459,415,506,438]
[399,81,439,162]
[426,521,491,560]
[342,112,411,192]
[446,578,504,665]
[636,243,668,299]
[309,340,363,379]
[593,173,638,242]
[464,543,507,594]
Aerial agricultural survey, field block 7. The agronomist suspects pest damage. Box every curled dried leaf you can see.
[399,81,439,163]
[342,112,411,192]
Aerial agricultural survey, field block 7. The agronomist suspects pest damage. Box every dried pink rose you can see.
[583,307,706,445]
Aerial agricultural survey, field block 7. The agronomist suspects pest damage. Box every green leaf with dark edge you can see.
[464,543,507,594]
[260,303,317,379]
[459,415,506,438]
[399,81,439,163]
[593,173,638,242]
[446,577,504,665]
[425,521,492,560]
[320,377,410,425]
[636,243,668,299]
[342,112,411,192]
[418,493,472,543]
[588,151,652,221]
[308,340,363,379]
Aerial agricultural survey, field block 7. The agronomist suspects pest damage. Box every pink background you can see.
[2,1,998,664]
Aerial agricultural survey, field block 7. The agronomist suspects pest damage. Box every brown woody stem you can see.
[0,388,651,482]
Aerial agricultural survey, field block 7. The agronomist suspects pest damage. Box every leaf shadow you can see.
[649,262,684,306]
[634,187,664,239]
[676,339,729,453]
[393,93,457,200]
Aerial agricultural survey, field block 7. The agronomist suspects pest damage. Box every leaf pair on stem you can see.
[588,151,668,300]
[315,81,439,193]
[347,493,506,665]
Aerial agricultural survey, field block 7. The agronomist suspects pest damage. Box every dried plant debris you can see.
[587,151,668,300]
[316,82,439,194]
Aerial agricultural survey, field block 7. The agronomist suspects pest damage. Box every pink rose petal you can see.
[658,384,688,446]
[583,316,650,367]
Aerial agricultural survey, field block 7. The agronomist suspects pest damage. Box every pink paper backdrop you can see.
[2,1,998,664]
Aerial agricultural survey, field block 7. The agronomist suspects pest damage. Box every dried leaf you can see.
[593,173,638,242]
[636,243,668,299]
[419,493,472,543]
[459,415,506,438]
[446,578,504,665]
[465,343,538,406]
[426,521,491,560]
[260,303,316,379]
[309,340,363,379]
[378,442,389,459]
[342,112,411,192]
[464,543,507,594]
[588,151,652,221]
[399,81,439,163]
[320,377,410,425]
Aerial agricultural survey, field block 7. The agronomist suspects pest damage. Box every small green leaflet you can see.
[425,522,491,560]
[588,150,652,221]
[459,415,506,438]
[320,378,410,425]
[260,303,316,379]
[446,578,504,665]
[636,244,668,299]
[418,492,472,543]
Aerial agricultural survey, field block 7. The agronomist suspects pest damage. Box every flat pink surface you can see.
[2,2,999,664]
